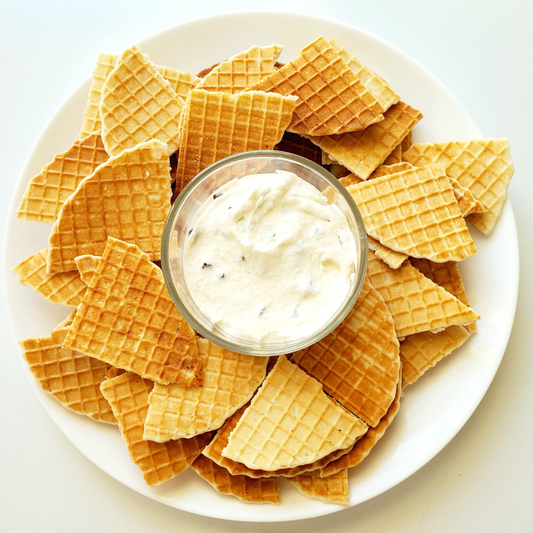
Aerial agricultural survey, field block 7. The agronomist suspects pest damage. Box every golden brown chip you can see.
[403,138,514,234]
[286,468,349,505]
[13,249,86,306]
[191,455,280,504]
[47,139,170,274]
[221,356,367,471]
[176,89,297,193]
[292,277,400,427]
[63,237,201,387]
[347,164,476,262]
[20,327,116,424]
[249,36,384,136]
[202,402,357,479]
[366,250,479,338]
[320,380,402,477]
[100,372,212,486]
[143,338,267,442]
[17,134,109,223]
[99,45,185,156]
[307,101,422,179]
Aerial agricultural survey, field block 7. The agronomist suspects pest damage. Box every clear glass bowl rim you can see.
[161,150,368,356]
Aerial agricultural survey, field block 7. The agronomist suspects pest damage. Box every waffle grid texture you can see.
[20,327,116,423]
[400,326,470,388]
[196,44,283,94]
[156,65,200,100]
[411,257,476,335]
[13,249,87,306]
[192,455,280,504]
[307,101,422,179]
[348,164,476,262]
[63,237,201,386]
[249,37,383,136]
[221,356,366,471]
[203,402,356,479]
[81,53,119,139]
[366,250,478,338]
[46,139,171,274]
[81,53,198,140]
[143,338,268,442]
[286,468,349,505]
[329,38,399,112]
[320,380,401,477]
[17,133,109,223]
[398,257,475,386]
[292,277,400,427]
[100,372,211,486]
[403,138,514,234]
[176,89,297,192]
[100,45,185,157]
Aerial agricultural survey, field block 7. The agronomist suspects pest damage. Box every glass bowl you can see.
[161,150,368,356]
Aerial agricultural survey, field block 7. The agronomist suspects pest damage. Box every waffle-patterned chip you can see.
[403,138,514,234]
[20,327,116,424]
[81,53,120,139]
[203,402,357,479]
[63,238,201,386]
[191,455,280,504]
[221,356,367,471]
[400,326,470,388]
[411,258,473,310]
[47,139,170,274]
[412,257,476,333]
[292,276,400,427]
[366,250,479,338]
[329,38,399,113]
[81,52,198,139]
[13,249,86,307]
[196,44,283,93]
[369,162,484,217]
[156,65,200,100]
[249,37,383,136]
[286,468,349,505]
[100,372,211,487]
[176,89,297,193]
[399,257,476,386]
[320,380,402,477]
[347,164,476,262]
[307,101,422,180]
[74,255,101,285]
[100,45,185,156]
[143,338,268,442]
[17,133,109,223]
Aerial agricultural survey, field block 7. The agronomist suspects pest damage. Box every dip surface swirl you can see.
[183,171,357,343]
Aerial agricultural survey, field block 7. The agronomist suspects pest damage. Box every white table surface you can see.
[1,1,532,531]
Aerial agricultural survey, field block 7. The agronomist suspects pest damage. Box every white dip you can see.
[183,171,357,343]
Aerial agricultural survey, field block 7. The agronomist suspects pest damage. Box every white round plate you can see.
[4,11,519,523]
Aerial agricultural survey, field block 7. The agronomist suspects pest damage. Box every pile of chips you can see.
[13,36,513,505]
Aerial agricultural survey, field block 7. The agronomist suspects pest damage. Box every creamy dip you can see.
[183,171,357,343]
